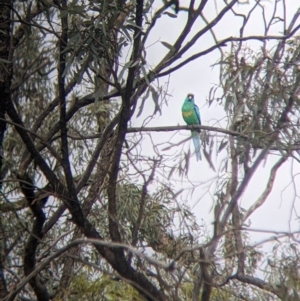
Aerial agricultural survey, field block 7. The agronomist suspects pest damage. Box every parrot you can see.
[181,93,202,161]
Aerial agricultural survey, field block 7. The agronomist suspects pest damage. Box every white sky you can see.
[129,0,300,246]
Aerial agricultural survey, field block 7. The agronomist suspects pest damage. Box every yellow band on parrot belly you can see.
[182,111,193,118]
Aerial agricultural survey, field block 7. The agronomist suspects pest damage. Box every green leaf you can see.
[161,41,175,52]
[136,87,150,117]
[118,60,133,82]
[62,53,74,77]
[141,65,150,85]
[218,140,228,153]
[150,86,161,115]
[120,25,132,41]
[126,20,143,30]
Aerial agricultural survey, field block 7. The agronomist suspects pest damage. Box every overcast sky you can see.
[129,0,300,247]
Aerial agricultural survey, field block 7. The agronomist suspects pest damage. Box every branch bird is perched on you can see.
[181,93,202,161]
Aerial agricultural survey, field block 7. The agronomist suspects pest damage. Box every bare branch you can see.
[243,153,289,221]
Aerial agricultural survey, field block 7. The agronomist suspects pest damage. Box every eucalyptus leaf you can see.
[161,41,175,52]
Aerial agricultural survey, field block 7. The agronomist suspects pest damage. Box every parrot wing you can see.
[194,104,201,125]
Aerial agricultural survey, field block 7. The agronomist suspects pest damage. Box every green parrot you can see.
[181,93,202,161]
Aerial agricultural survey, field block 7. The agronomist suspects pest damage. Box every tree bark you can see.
[0,0,10,297]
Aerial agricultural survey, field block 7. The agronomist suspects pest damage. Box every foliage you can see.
[69,274,145,301]
[0,0,300,301]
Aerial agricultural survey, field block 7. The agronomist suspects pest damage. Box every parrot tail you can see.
[191,131,202,161]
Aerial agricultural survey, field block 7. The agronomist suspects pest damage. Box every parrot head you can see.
[187,93,194,102]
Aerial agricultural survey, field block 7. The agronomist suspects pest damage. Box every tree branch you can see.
[156,0,239,73]
[157,25,300,78]
[243,153,289,221]
[17,174,49,301]
[5,238,172,301]
[232,274,290,300]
